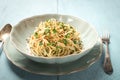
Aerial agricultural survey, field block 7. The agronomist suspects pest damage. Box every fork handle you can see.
[104,42,113,75]
[105,42,110,58]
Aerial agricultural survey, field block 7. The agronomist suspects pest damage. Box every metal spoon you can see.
[0,24,12,54]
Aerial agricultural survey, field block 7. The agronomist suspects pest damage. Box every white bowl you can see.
[10,14,99,64]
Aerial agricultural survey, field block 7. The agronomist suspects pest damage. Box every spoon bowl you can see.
[0,24,12,54]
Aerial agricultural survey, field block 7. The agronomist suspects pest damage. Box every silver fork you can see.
[102,32,113,75]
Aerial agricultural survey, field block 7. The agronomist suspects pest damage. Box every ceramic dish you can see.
[3,38,102,75]
[10,14,99,64]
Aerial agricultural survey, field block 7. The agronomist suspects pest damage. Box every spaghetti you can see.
[28,18,83,57]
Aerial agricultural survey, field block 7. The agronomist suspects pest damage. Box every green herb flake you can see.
[59,22,63,26]
[53,28,57,33]
[70,26,73,29]
[56,46,62,49]
[46,19,50,22]
[47,42,56,46]
[63,39,68,45]
[34,32,38,38]
[47,42,51,46]
[44,28,50,34]
[73,40,77,44]
[65,33,71,38]
[59,22,65,28]
[39,41,43,46]
[51,42,56,46]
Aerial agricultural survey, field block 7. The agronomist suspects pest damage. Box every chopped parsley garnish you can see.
[34,32,38,38]
[39,41,43,46]
[56,46,62,49]
[62,39,68,45]
[73,40,77,44]
[59,22,64,26]
[65,33,71,38]
[47,43,51,46]
[59,22,65,28]
[53,28,57,33]
[70,26,73,29]
[44,28,50,34]
[46,19,50,22]
[47,42,56,46]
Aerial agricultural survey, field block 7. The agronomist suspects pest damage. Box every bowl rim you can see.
[10,13,99,59]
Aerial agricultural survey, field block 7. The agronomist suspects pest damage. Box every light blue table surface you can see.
[0,0,120,80]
